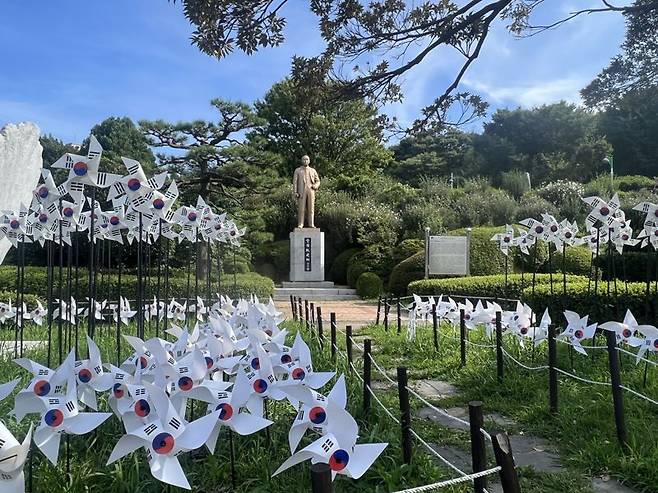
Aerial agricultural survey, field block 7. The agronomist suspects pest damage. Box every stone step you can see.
[274,286,359,302]
[280,281,336,288]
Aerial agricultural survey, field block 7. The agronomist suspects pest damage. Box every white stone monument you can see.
[0,122,43,264]
[289,227,325,282]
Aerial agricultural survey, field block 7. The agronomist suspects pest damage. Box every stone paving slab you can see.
[0,340,46,356]
[411,379,459,399]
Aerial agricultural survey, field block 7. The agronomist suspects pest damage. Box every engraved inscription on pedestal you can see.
[304,238,312,272]
[290,229,324,282]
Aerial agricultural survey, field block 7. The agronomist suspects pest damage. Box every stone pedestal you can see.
[290,228,325,282]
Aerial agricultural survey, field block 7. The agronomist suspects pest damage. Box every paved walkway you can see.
[280,299,381,328]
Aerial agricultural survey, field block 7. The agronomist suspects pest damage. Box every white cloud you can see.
[462,76,589,108]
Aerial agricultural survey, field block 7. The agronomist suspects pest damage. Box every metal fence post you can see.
[397,367,412,465]
[606,330,628,452]
[364,339,372,415]
[496,311,503,383]
[469,401,487,493]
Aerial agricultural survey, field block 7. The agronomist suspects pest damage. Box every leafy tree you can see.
[172,0,656,130]
[582,0,658,107]
[251,79,392,177]
[597,86,658,177]
[388,129,477,184]
[481,102,611,182]
[139,99,277,204]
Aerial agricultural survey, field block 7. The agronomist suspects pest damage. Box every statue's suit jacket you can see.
[292,166,320,196]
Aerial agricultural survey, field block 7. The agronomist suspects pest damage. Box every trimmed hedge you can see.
[389,251,425,296]
[409,273,588,299]
[356,272,383,299]
[523,281,657,324]
[0,267,274,301]
[329,248,360,284]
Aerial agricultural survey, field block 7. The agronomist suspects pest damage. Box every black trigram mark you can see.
[321,438,334,452]
[143,424,157,436]
[66,401,75,412]
[135,388,146,396]
[169,418,181,430]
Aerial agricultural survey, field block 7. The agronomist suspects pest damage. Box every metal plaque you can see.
[426,235,469,276]
[304,237,312,272]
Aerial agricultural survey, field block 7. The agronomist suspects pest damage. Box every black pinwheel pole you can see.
[137,213,144,338]
[46,239,53,367]
[156,219,162,338]
[74,225,80,356]
[58,200,64,364]
[88,188,96,340]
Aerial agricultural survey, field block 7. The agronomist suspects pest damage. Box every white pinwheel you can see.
[600,309,644,348]
[28,301,47,326]
[12,351,74,421]
[0,204,32,248]
[583,193,624,230]
[558,219,583,247]
[557,310,598,355]
[633,201,658,232]
[34,375,112,465]
[108,157,166,207]
[31,169,67,208]
[0,416,32,493]
[167,299,187,323]
[635,325,658,362]
[114,297,137,326]
[107,383,220,490]
[74,336,113,410]
[283,374,347,453]
[273,398,387,480]
[490,225,515,255]
[51,135,120,197]
[277,332,334,389]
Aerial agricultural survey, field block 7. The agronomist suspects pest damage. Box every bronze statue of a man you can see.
[292,155,320,228]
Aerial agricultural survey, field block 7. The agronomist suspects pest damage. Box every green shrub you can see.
[388,251,425,296]
[346,246,393,287]
[409,273,588,299]
[499,169,530,199]
[450,226,507,276]
[546,246,592,276]
[255,240,289,281]
[329,248,360,284]
[0,290,42,307]
[586,174,655,197]
[356,272,383,299]
[523,281,657,324]
[0,267,274,301]
[393,238,424,265]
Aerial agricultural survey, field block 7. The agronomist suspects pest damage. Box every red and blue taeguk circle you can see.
[187,212,197,222]
[216,403,233,421]
[78,368,92,383]
[292,368,306,381]
[113,383,124,399]
[127,178,141,191]
[39,213,48,223]
[329,449,349,471]
[153,198,165,210]
[253,378,268,394]
[139,356,148,369]
[309,406,326,424]
[34,379,51,396]
[250,357,260,370]
[10,219,19,229]
[110,216,120,226]
[178,376,194,391]
[63,207,74,218]
[38,186,49,199]
[574,329,584,339]
[45,409,64,428]
[134,399,151,417]
[152,432,175,455]
[205,356,214,369]
[73,161,88,176]
[280,354,292,364]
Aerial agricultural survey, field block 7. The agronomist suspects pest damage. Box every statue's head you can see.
[301,155,310,167]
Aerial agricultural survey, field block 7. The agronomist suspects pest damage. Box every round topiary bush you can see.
[346,246,392,287]
[329,248,360,284]
[388,251,425,296]
[356,272,383,299]
[450,227,508,276]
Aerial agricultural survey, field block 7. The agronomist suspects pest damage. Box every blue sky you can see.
[0,1,628,144]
